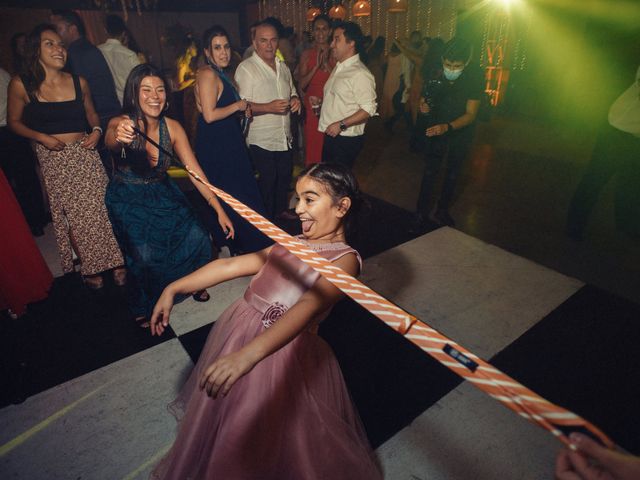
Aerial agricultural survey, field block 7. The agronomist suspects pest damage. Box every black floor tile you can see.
[490,285,640,454]
[177,322,215,364]
[0,273,176,408]
[319,298,462,448]
[350,195,439,259]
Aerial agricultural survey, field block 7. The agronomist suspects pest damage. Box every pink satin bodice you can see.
[244,238,361,328]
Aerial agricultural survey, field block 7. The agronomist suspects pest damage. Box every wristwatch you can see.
[339,120,347,132]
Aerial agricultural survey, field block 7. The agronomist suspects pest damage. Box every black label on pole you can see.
[443,344,478,372]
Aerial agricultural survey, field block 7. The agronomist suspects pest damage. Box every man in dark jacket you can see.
[413,37,484,229]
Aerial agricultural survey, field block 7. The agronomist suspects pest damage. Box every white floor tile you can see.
[0,340,192,480]
[361,227,583,359]
[377,382,559,480]
[168,276,251,336]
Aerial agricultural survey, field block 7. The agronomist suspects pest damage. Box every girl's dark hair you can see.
[202,25,231,64]
[22,24,59,97]
[297,163,364,239]
[122,63,168,147]
[202,25,231,58]
[119,64,169,173]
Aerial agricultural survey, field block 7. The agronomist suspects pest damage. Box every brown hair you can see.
[21,24,60,97]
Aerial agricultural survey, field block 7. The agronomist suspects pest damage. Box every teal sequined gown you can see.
[106,117,212,317]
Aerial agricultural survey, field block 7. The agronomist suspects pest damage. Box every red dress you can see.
[0,169,52,316]
[303,48,334,167]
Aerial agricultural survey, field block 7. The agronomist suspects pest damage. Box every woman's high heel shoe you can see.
[83,274,104,290]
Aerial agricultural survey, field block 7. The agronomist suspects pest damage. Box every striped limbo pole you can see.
[137,128,614,450]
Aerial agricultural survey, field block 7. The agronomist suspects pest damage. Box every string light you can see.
[253,0,475,54]
[376,0,382,42]
[353,0,371,18]
[384,2,390,53]
[387,0,408,13]
[405,0,410,37]
[329,3,348,20]
[449,1,456,39]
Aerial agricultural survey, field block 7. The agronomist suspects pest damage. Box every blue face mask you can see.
[443,66,463,81]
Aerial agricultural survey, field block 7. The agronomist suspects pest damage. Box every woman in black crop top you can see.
[7,24,125,289]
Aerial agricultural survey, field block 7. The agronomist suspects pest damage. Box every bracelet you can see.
[92,126,103,136]
[446,123,454,132]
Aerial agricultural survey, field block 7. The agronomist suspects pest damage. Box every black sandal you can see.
[192,290,210,302]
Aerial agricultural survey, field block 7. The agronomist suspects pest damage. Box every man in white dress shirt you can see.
[318,21,377,168]
[98,15,141,106]
[235,20,301,220]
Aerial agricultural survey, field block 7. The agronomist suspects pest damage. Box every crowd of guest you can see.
[0,9,482,325]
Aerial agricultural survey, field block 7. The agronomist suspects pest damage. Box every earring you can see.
[164,101,170,112]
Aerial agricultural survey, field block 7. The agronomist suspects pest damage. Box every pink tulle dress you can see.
[151,238,382,480]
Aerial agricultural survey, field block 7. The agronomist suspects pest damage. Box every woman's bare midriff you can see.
[52,132,87,144]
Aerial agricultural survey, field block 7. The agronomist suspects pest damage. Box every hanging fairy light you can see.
[328,3,347,20]
[388,0,408,13]
[306,6,321,21]
[353,0,371,17]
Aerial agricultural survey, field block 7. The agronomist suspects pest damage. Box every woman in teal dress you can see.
[105,64,234,326]
[194,25,272,255]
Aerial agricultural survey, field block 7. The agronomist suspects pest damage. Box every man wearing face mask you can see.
[412,37,483,229]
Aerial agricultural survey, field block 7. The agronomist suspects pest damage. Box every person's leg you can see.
[250,145,278,219]
[402,103,414,130]
[415,136,447,219]
[436,133,473,223]
[567,125,620,239]
[322,135,362,169]
[345,136,364,169]
[322,134,337,164]
[274,149,293,216]
[410,114,429,153]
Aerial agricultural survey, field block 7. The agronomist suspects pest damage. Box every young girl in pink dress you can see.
[149,163,382,479]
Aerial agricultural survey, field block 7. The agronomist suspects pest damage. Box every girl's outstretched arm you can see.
[199,252,360,397]
[150,247,272,336]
